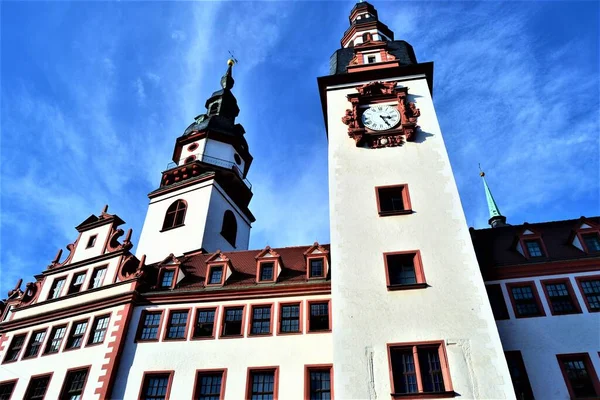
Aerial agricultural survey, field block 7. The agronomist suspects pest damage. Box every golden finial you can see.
[227,59,235,66]
[478,163,485,177]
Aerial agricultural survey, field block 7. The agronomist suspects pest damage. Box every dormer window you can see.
[582,233,600,253]
[309,258,325,279]
[304,243,329,281]
[258,262,275,282]
[207,265,224,285]
[159,269,175,289]
[524,239,544,258]
[86,235,97,249]
[162,200,187,231]
[255,247,282,284]
[367,55,376,64]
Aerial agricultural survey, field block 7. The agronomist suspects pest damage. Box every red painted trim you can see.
[256,260,278,284]
[277,301,303,335]
[138,370,175,400]
[206,263,228,287]
[573,223,600,254]
[306,299,332,334]
[46,274,68,300]
[218,304,247,339]
[191,307,218,340]
[1,332,28,364]
[135,309,165,342]
[0,378,18,400]
[59,365,92,400]
[192,369,227,400]
[245,366,279,400]
[247,303,274,337]
[24,372,53,400]
[383,250,427,291]
[306,255,328,280]
[304,364,334,400]
[575,275,600,313]
[540,278,582,315]
[483,258,600,280]
[387,341,454,399]
[87,264,109,289]
[517,229,549,260]
[22,328,48,359]
[187,142,199,152]
[41,323,68,356]
[162,308,192,341]
[375,184,413,216]
[505,281,546,318]
[556,353,600,399]
[85,313,112,347]
[157,266,180,290]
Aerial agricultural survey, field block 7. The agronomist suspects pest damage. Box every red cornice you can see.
[43,250,126,276]
[483,257,600,281]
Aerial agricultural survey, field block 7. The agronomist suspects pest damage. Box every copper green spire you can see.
[479,166,507,228]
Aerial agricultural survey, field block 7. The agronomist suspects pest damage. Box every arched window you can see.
[162,200,187,231]
[362,32,372,43]
[221,210,237,247]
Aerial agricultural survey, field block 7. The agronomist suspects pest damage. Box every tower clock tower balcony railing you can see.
[164,153,252,190]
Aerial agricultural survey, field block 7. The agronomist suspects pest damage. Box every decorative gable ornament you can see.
[341,81,421,148]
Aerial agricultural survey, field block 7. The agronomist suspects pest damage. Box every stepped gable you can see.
[146,244,331,291]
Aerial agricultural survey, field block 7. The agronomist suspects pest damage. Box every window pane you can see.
[511,286,540,316]
[45,326,66,353]
[378,186,405,213]
[194,309,216,338]
[545,283,575,314]
[140,313,162,340]
[90,268,107,289]
[250,371,275,400]
[208,267,223,285]
[582,233,600,252]
[259,263,274,281]
[0,381,16,400]
[61,369,88,400]
[25,376,51,400]
[196,373,222,400]
[160,270,175,288]
[309,303,329,331]
[223,307,243,336]
[251,306,271,335]
[309,369,331,400]
[280,304,300,333]
[387,254,417,285]
[166,311,188,339]
[142,375,170,400]
[418,348,445,393]
[525,240,543,257]
[310,259,324,278]
[390,349,418,394]
[580,280,600,311]
[90,316,110,344]
[563,359,597,398]
[4,335,25,362]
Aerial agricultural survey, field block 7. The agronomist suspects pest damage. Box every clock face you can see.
[361,105,401,131]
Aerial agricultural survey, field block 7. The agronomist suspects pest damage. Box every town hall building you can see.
[0,2,598,400]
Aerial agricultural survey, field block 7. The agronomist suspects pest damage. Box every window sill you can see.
[387,283,428,291]
[219,334,244,340]
[514,314,546,319]
[191,336,215,341]
[391,391,455,399]
[379,210,413,217]
[307,329,331,334]
[162,337,187,342]
[160,224,185,233]
[277,330,302,336]
[248,333,273,338]
[134,338,159,343]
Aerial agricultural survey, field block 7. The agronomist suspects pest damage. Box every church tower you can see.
[136,61,254,264]
[318,2,515,399]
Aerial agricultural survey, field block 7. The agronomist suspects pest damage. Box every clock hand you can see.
[380,115,391,126]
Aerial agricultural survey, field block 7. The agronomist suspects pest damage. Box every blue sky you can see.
[1,1,598,295]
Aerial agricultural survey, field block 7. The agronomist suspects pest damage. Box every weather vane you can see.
[228,50,239,65]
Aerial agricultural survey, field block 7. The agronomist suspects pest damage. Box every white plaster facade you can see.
[325,76,515,399]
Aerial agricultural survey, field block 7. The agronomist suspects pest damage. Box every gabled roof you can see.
[143,244,331,292]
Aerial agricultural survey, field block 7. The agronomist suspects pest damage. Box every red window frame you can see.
[2,333,27,364]
[245,367,279,400]
[157,267,178,290]
[67,271,87,295]
[23,328,48,359]
[306,299,332,333]
[206,264,227,287]
[575,275,600,313]
[24,373,53,400]
[88,265,108,289]
[387,341,454,398]
[162,309,191,341]
[384,250,427,291]
[556,353,600,399]
[375,184,413,216]
[0,378,18,400]
[256,260,277,283]
[573,222,600,254]
[506,281,546,318]
[64,318,90,351]
[59,366,91,400]
[247,303,274,337]
[161,199,187,231]
[138,371,174,400]
[278,301,303,335]
[191,307,218,340]
[306,256,327,280]
[540,278,582,315]
[219,305,247,339]
[135,310,165,342]
[42,324,68,355]
[193,369,227,400]
[517,229,548,259]
[86,234,97,249]
[86,314,111,346]
[304,364,334,400]
[47,276,67,300]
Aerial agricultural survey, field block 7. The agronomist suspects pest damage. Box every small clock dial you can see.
[361,105,401,131]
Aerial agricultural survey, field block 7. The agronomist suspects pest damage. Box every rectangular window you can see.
[305,366,333,400]
[577,277,600,312]
[309,258,325,279]
[504,351,534,400]
[137,311,164,341]
[221,307,245,337]
[582,233,600,252]
[164,310,189,340]
[308,301,330,332]
[507,283,545,318]
[485,284,509,320]
[193,308,217,339]
[258,262,275,282]
[385,251,426,290]
[86,234,97,248]
[67,272,87,295]
[249,305,272,336]
[3,334,26,363]
[524,239,544,257]
[88,266,107,289]
[247,368,278,400]
[88,315,110,345]
[557,354,600,399]
[388,342,452,396]
[542,279,581,315]
[44,325,67,354]
[367,55,376,64]
[139,372,173,400]
[24,329,47,358]
[279,303,301,334]
[159,270,175,289]
[0,380,17,400]
[208,266,224,285]
[24,375,51,400]
[194,370,226,400]
[376,185,412,216]
[48,278,66,299]
[59,367,89,400]
[65,320,88,350]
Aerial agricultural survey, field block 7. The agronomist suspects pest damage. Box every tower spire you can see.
[479,165,507,228]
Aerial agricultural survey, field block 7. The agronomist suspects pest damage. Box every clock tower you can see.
[136,60,255,264]
[318,2,515,399]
